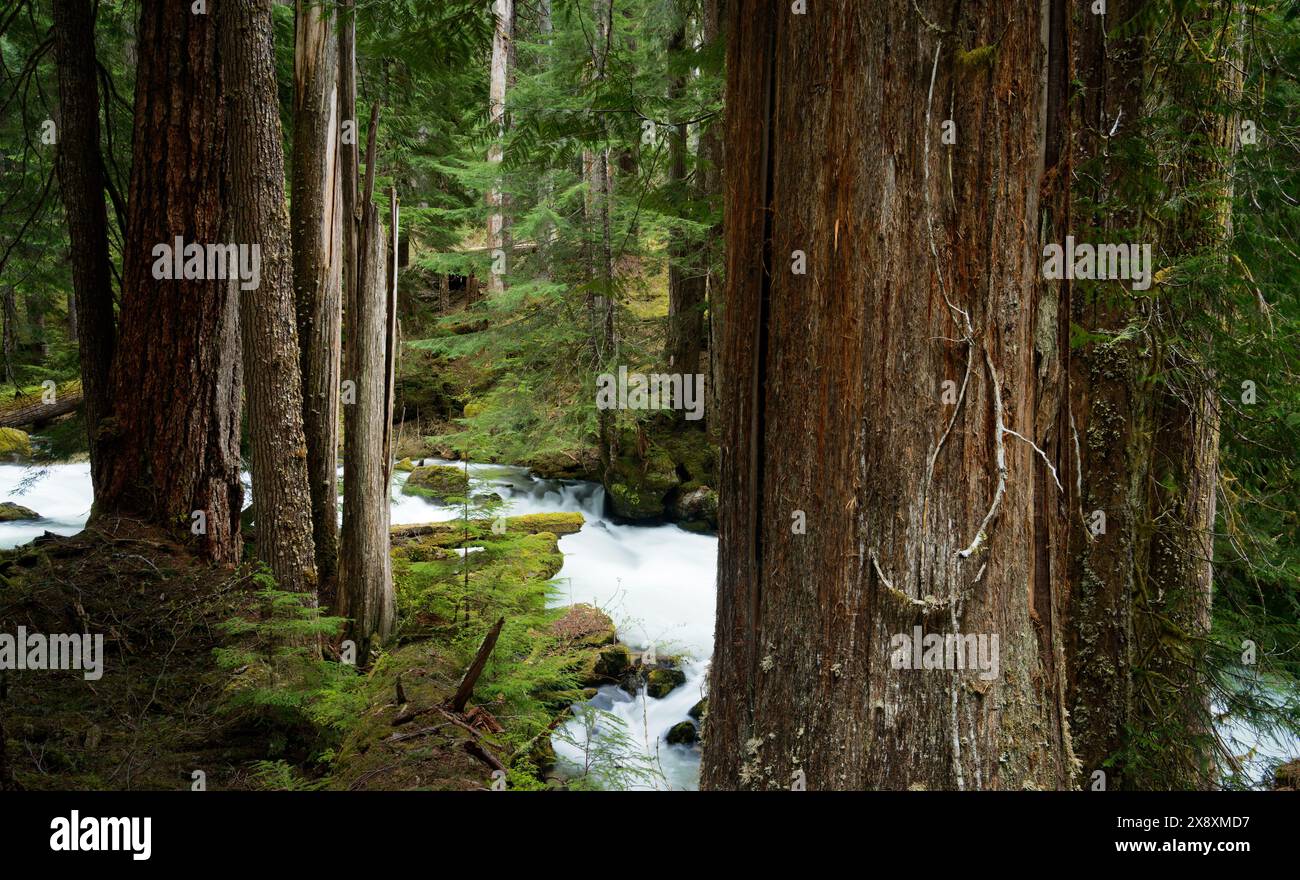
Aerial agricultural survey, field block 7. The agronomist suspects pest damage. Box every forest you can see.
[0,0,1296,798]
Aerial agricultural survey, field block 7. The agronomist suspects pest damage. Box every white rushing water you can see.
[0,459,717,790]
[394,460,715,790]
[4,460,1295,790]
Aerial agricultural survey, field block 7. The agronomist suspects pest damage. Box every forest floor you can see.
[0,512,638,791]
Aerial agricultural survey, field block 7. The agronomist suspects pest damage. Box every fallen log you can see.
[390,512,585,544]
[0,384,82,428]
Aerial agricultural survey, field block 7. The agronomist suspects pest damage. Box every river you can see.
[0,460,717,790]
[2,460,1292,790]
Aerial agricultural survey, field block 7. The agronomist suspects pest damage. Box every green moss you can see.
[401,464,470,502]
[955,44,997,71]
[665,721,698,746]
[604,421,718,522]
[646,667,686,699]
[0,427,32,458]
[0,501,40,521]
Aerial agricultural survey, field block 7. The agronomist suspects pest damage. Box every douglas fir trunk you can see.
[96,0,244,562]
[221,0,319,596]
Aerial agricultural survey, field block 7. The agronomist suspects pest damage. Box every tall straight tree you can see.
[588,0,617,475]
[291,0,344,601]
[701,0,1075,790]
[1068,0,1241,790]
[96,0,244,562]
[339,122,396,659]
[664,11,706,379]
[221,0,319,596]
[52,0,116,494]
[699,0,725,429]
[486,0,514,295]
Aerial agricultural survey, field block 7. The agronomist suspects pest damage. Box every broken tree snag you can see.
[452,616,504,714]
[465,740,508,775]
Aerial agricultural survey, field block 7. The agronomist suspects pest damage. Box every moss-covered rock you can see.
[0,501,40,521]
[688,698,707,721]
[670,486,718,529]
[401,464,470,502]
[603,420,718,523]
[591,644,633,681]
[646,667,686,699]
[0,427,32,459]
[394,458,416,472]
[665,721,698,746]
[551,603,617,648]
[523,448,602,481]
[606,445,679,520]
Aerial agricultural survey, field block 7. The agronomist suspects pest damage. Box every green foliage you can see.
[554,705,664,790]
[213,571,365,759]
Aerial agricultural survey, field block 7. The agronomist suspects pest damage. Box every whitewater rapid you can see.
[0,460,717,790]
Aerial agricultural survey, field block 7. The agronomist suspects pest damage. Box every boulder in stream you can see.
[0,501,40,521]
[665,721,698,746]
[646,667,687,699]
[401,464,470,502]
[0,428,32,459]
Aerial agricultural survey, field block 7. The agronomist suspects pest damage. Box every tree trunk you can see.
[1,287,16,386]
[52,0,113,493]
[339,0,359,466]
[588,0,617,476]
[700,0,724,432]
[486,0,513,295]
[664,17,706,380]
[221,0,318,596]
[338,170,396,659]
[1137,3,1241,790]
[701,0,1073,791]
[291,0,344,602]
[1067,0,1238,790]
[67,291,78,344]
[1066,0,1148,789]
[96,0,243,563]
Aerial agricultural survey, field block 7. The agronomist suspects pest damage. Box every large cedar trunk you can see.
[291,0,344,600]
[96,0,244,563]
[221,0,318,596]
[52,0,116,492]
[701,0,1073,790]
